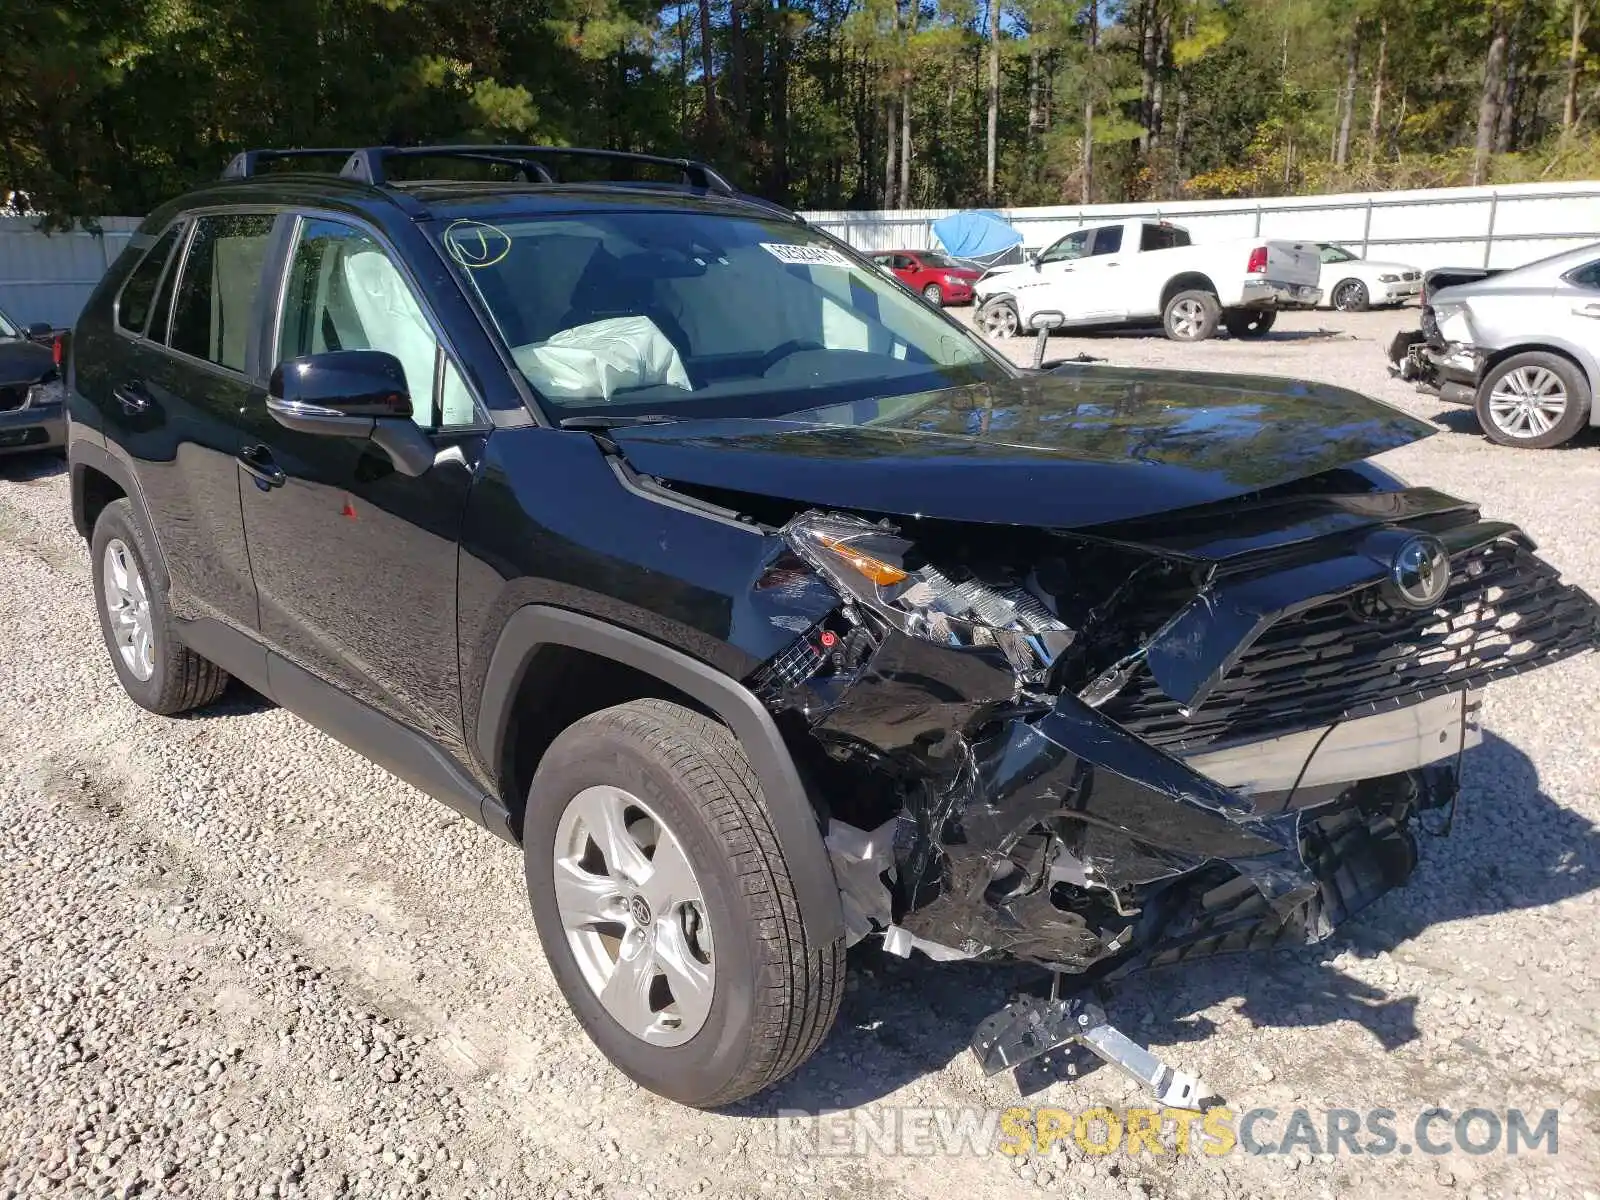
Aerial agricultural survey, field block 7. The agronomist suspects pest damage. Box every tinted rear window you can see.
[168,214,275,371]
[1140,224,1190,251]
[116,224,183,336]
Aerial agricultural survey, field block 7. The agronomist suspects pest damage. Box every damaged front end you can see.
[745,498,1600,981]
[1387,303,1485,404]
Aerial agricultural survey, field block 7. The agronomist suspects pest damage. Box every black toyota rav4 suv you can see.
[67,145,1600,1109]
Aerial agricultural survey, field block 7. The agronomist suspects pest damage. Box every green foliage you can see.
[2,0,1599,219]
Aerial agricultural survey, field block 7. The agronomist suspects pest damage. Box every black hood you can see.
[609,365,1434,528]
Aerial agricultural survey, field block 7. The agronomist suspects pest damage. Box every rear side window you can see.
[116,224,183,335]
[1089,226,1123,256]
[1140,224,1191,251]
[168,214,275,371]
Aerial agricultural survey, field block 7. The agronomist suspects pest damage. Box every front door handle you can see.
[1572,302,1600,319]
[237,444,286,489]
[112,383,151,414]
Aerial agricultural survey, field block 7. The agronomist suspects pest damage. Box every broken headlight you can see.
[785,513,1074,676]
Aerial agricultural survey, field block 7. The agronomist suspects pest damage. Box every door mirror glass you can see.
[269,349,413,420]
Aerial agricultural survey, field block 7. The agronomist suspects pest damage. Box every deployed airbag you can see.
[514,316,692,402]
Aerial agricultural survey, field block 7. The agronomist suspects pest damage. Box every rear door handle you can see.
[237,444,286,489]
[112,383,150,414]
[1573,303,1600,319]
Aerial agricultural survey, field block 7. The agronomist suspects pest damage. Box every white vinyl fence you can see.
[3,181,1598,328]
[799,179,1600,274]
[0,216,142,328]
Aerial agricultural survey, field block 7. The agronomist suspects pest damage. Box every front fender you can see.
[476,604,847,945]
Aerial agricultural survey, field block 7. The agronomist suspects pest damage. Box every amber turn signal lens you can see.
[818,535,908,585]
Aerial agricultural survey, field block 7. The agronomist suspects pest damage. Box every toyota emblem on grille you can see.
[1389,535,1452,609]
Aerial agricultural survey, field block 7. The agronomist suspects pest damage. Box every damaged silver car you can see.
[1389,243,1600,448]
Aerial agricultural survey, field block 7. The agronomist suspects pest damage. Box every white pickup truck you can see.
[973,219,1323,342]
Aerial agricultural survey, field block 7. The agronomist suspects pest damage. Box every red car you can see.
[870,250,983,306]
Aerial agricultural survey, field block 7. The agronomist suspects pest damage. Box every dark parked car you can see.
[66,146,1600,1109]
[870,249,982,305]
[0,303,65,456]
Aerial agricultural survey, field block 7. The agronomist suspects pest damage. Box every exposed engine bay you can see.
[736,487,1600,979]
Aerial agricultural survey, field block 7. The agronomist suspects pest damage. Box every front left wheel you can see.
[921,283,944,306]
[524,699,844,1108]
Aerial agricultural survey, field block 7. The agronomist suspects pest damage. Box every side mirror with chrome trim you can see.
[267,350,434,476]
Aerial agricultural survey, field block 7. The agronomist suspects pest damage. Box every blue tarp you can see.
[931,210,1024,262]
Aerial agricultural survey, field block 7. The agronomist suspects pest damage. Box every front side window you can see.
[168,214,275,370]
[277,218,476,428]
[1563,260,1600,290]
[436,210,1007,420]
[117,223,184,336]
[0,308,16,338]
[1038,231,1090,264]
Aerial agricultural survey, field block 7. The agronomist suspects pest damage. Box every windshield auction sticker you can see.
[761,242,852,268]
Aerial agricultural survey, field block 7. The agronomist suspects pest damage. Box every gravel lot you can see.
[3,306,1599,1200]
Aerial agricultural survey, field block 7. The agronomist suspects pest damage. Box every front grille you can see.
[1104,540,1600,753]
[1402,270,1421,281]
[0,384,27,413]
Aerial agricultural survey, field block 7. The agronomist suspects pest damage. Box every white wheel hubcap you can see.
[553,786,714,1046]
[1488,367,1568,439]
[102,538,155,682]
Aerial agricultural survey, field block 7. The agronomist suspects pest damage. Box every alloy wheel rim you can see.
[922,284,942,305]
[1170,299,1203,338]
[102,538,155,682]
[553,785,714,1046]
[1488,367,1568,439]
[1335,282,1364,310]
[982,304,1017,337]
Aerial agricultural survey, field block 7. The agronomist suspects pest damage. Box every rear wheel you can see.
[1163,290,1220,342]
[1332,278,1370,312]
[978,296,1020,338]
[91,499,228,715]
[1223,309,1277,339]
[921,283,944,306]
[1475,352,1591,449]
[524,699,844,1108]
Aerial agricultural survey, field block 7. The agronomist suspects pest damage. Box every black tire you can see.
[978,296,1020,338]
[921,283,944,307]
[1162,289,1221,342]
[1223,309,1277,339]
[1332,278,1369,312]
[524,698,844,1108]
[90,498,228,715]
[1474,351,1592,449]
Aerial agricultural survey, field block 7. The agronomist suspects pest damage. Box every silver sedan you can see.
[1389,243,1600,449]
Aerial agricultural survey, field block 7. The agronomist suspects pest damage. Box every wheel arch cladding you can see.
[70,441,171,592]
[1161,273,1217,307]
[476,604,847,944]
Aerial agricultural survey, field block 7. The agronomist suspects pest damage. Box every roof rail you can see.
[334,145,736,194]
[221,148,360,179]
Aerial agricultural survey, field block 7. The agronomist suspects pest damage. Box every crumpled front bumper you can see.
[1387,329,1484,399]
[754,505,1600,977]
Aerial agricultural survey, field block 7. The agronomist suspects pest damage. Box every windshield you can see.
[436,210,1009,420]
[1319,244,1356,263]
[919,252,959,268]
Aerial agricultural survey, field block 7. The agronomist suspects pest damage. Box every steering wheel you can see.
[757,339,825,374]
